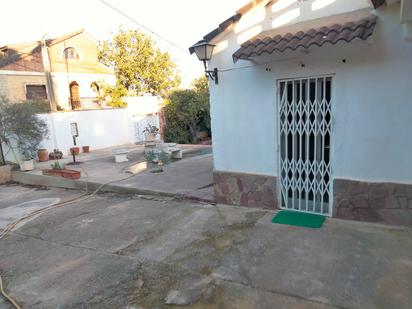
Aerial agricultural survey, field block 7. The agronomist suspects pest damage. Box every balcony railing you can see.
[69,97,108,110]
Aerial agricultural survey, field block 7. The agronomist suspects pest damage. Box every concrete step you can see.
[11,171,176,198]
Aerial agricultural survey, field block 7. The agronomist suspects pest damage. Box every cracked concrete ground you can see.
[0,184,411,309]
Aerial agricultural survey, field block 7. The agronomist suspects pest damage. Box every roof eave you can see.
[189,14,241,54]
[371,0,386,9]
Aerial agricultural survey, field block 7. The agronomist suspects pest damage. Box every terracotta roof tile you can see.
[233,10,378,62]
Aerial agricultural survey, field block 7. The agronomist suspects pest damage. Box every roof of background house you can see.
[0,29,87,68]
[232,8,378,62]
[189,0,386,53]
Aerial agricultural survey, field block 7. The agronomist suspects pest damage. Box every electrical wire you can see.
[97,0,187,53]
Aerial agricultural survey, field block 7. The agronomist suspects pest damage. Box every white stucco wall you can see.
[209,2,412,184]
[39,108,131,154]
[2,96,160,162]
[39,96,160,154]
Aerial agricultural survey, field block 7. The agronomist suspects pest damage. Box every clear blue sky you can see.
[0,0,250,87]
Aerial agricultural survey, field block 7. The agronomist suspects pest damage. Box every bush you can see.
[163,76,210,144]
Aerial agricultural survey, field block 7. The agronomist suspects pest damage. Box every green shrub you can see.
[163,76,210,144]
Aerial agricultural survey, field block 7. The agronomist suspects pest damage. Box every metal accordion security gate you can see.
[278,76,332,216]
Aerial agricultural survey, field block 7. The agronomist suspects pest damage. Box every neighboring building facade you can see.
[191,0,412,225]
[0,30,115,110]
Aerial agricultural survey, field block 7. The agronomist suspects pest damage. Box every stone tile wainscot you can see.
[214,171,277,209]
[334,179,412,226]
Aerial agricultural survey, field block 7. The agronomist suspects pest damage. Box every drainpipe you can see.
[40,36,59,150]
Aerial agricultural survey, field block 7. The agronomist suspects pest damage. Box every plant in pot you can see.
[43,160,64,177]
[143,124,159,142]
[144,150,171,173]
[49,149,63,160]
[0,97,48,172]
[19,148,36,171]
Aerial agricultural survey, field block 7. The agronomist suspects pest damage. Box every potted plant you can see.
[49,149,63,160]
[70,147,80,155]
[38,148,49,162]
[144,150,158,169]
[43,160,64,177]
[144,150,171,173]
[61,169,81,179]
[19,149,35,171]
[143,124,159,142]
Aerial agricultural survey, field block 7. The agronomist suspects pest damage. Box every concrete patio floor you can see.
[12,144,215,202]
[0,184,411,308]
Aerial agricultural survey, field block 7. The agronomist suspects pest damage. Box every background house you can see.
[0,29,115,110]
[191,0,412,225]
[0,30,162,161]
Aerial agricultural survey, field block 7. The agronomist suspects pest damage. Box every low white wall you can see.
[2,96,160,162]
[40,108,131,154]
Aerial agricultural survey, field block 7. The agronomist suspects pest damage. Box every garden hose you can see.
[0,167,137,308]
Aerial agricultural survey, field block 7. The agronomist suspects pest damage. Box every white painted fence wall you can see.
[3,96,160,162]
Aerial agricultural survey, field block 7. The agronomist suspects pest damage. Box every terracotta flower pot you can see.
[70,147,80,155]
[82,146,90,153]
[42,169,63,177]
[38,149,49,162]
[61,169,81,180]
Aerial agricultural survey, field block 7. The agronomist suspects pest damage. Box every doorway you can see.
[278,76,333,216]
[69,81,80,109]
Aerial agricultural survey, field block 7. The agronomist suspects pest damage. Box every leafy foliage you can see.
[192,75,209,94]
[98,30,180,101]
[163,76,210,144]
[144,150,171,167]
[99,81,128,107]
[51,160,63,170]
[0,97,48,160]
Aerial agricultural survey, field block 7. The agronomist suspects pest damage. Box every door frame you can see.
[275,74,335,217]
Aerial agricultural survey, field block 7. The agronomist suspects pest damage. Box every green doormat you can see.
[272,210,325,228]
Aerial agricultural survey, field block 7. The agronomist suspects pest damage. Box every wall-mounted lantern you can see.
[192,40,218,84]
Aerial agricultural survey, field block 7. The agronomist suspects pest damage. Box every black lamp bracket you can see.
[203,60,218,85]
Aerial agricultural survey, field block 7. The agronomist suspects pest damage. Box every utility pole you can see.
[40,35,59,150]
[40,36,57,112]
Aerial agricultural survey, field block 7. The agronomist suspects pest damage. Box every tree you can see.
[163,76,210,144]
[0,97,48,161]
[191,75,209,94]
[98,30,180,100]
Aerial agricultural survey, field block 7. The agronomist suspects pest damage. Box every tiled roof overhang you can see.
[189,1,385,54]
[189,0,272,54]
[232,10,378,63]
